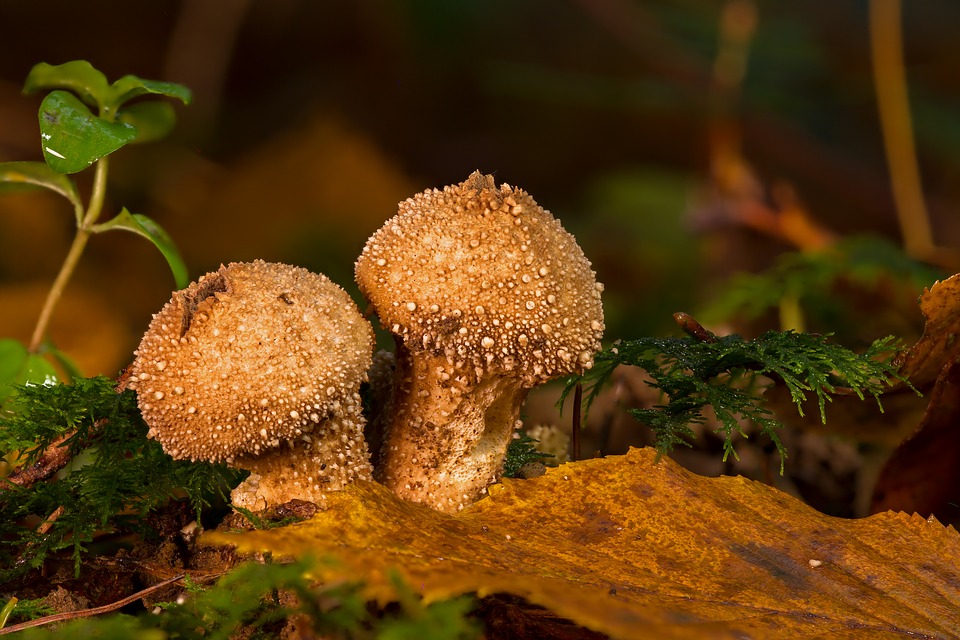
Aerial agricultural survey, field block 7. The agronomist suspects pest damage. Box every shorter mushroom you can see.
[126,260,374,511]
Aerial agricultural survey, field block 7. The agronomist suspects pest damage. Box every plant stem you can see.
[870,0,933,260]
[778,290,805,333]
[28,158,110,354]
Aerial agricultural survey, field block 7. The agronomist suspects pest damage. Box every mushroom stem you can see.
[376,340,526,512]
[232,398,373,511]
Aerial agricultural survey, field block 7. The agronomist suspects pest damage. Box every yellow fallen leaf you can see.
[203,448,960,638]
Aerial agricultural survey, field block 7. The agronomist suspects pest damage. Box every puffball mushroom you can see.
[126,260,374,511]
[355,171,604,511]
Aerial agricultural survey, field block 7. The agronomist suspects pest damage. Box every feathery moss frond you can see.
[0,376,242,580]
[562,329,908,471]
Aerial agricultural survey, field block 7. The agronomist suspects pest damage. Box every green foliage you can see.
[90,207,189,286]
[0,60,191,401]
[10,559,480,639]
[702,235,942,326]
[24,60,191,172]
[12,616,165,640]
[36,90,137,174]
[0,162,81,213]
[0,597,13,629]
[502,430,551,478]
[0,339,58,407]
[11,60,190,278]
[0,377,242,581]
[564,329,906,471]
[1,597,55,628]
[380,571,480,640]
[154,558,331,639]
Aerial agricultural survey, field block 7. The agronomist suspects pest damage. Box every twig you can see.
[0,573,184,634]
[0,428,96,496]
[7,506,68,574]
[595,387,617,459]
[0,374,131,497]
[35,506,64,536]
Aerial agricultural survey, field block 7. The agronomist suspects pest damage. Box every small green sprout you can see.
[0,60,191,401]
[0,596,55,629]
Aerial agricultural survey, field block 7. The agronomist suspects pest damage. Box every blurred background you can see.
[1,1,958,515]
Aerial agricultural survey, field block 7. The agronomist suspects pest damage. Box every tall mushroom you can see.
[126,260,374,511]
[355,171,604,511]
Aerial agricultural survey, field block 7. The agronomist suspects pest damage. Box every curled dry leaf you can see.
[895,273,960,388]
[203,448,960,639]
[872,359,960,522]
[872,272,960,521]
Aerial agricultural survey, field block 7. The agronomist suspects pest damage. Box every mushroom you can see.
[126,260,374,511]
[355,171,604,511]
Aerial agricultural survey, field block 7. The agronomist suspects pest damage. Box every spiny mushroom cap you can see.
[128,260,374,463]
[355,171,604,387]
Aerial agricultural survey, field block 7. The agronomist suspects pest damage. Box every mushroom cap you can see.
[355,171,604,387]
[128,260,374,463]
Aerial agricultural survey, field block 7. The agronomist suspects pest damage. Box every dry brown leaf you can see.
[896,273,960,388]
[870,273,960,521]
[203,448,960,639]
[872,358,960,521]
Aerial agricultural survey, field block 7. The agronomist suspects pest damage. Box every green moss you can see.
[502,430,551,478]
[563,328,910,472]
[8,559,480,639]
[0,376,242,581]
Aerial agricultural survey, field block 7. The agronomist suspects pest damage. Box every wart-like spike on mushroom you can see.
[356,171,604,512]
[126,260,375,511]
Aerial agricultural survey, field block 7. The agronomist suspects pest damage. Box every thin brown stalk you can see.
[0,574,184,634]
[0,426,98,496]
[572,382,583,462]
[870,0,934,260]
[28,158,110,354]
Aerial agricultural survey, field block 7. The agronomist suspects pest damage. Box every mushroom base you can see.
[376,348,527,512]
[231,414,373,512]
